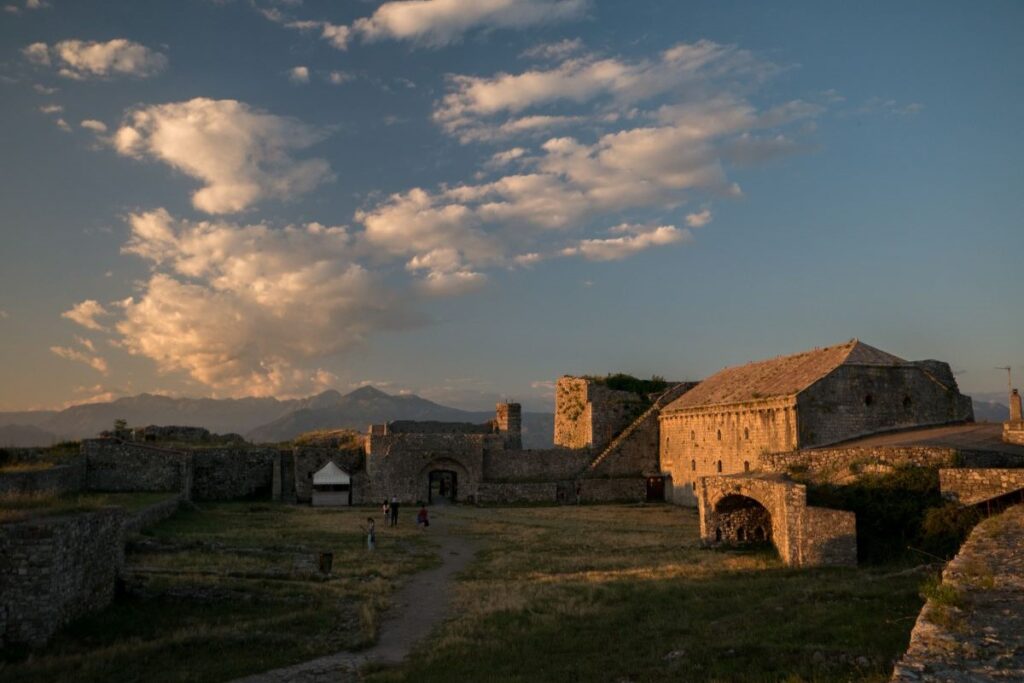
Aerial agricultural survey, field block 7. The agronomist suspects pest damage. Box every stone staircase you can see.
[581,382,693,476]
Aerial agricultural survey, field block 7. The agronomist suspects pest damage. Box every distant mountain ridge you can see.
[0,387,555,449]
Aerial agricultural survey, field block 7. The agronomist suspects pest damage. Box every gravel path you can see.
[231,508,474,683]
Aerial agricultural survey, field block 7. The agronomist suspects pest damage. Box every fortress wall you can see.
[83,439,186,493]
[477,481,558,504]
[554,377,645,450]
[797,365,973,448]
[0,458,84,496]
[939,468,1024,507]
[190,448,278,501]
[292,447,364,503]
[482,448,592,482]
[579,477,646,503]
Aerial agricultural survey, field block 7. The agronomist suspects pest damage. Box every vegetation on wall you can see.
[803,466,982,563]
[586,373,669,396]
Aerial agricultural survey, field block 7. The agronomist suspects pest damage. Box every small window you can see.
[744,461,750,472]
[716,460,723,473]
[903,395,912,409]
[744,427,750,440]
[691,459,696,471]
[691,430,695,441]
[864,394,874,407]
[666,436,670,448]
[717,429,722,441]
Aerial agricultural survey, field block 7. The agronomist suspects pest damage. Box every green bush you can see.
[586,373,669,396]
[919,502,982,559]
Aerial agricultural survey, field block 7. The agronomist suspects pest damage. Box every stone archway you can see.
[711,494,773,545]
[419,458,471,504]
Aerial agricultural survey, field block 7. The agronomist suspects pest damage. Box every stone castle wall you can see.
[477,481,559,503]
[797,364,973,447]
[190,448,279,501]
[482,448,592,482]
[82,439,187,493]
[292,447,364,503]
[364,432,493,503]
[0,458,85,496]
[661,397,798,505]
[0,498,181,649]
[1005,422,1024,446]
[939,468,1024,507]
[554,377,645,450]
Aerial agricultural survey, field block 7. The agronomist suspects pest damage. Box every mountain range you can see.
[0,386,555,449]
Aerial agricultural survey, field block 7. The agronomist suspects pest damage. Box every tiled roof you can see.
[663,340,907,411]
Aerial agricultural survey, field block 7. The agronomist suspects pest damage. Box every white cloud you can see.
[561,224,689,261]
[80,119,108,133]
[33,83,57,94]
[50,341,109,374]
[62,299,111,331]
[38,104,62,114]
[278,0,586,50]
[521,38,584,60]
[113,98,333,214]
[25,0,49,9]
[288,65,310,83]
[25,39,167,80]
[54,117,71,132]
[112,209,415,397]
[685,209,712,227]
[405,248,487,296]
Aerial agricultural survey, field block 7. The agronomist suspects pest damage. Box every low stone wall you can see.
[0,508,126,648]
[761,446,1024,485]
[191,448,278,501]
[0,458,85,496]
[580,477,646,503]
[800,507,857,567]
[477,481,559,504]
[0,495,182,650]
[939,468,1024,507]
[891,504,1024,681]
[83,439,187,493]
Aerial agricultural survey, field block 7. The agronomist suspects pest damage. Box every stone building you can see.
[1005,388,1024,446]
[660,340,974,505]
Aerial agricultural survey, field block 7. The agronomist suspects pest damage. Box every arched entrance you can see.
[712,494,773,546]
[428,469,458,503]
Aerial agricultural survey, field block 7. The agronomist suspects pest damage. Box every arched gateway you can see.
[420,458,470,504]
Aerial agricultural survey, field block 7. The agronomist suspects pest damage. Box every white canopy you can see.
[312,461,351,486]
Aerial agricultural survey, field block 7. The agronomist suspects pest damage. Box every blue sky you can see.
[0,0,1021,411]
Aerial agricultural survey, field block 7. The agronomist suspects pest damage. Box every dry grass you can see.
[0,461,55,473]
[369,504,924,683]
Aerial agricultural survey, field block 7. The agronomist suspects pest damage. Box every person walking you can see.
[416,505,429,529]
[390,495,400,527]
[381,499,390,522]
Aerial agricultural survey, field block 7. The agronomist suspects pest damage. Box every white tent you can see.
[312,461,351,506]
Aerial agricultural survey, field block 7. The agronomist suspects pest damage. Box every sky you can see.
[0,0,1022,412]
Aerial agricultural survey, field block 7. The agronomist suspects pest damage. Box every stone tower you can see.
[1011,389,1023,422]
[496,402,522,449]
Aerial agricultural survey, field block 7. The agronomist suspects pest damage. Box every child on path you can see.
[363,517,376,550]
[416,505,429,529]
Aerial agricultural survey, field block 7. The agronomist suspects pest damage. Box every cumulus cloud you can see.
[288,65,310,83]
[62,299,111,330]
[277,0,586,50]
[25,39,167,79]
[406,248,487,296]
[521,38,584,61]
[113,209,415,397]
[38,104,62,114]
[112,98,333,214]
[326,70,352,85]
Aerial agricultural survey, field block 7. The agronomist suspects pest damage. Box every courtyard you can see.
[1,502,925,683]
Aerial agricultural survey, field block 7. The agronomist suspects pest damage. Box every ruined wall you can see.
[190,448,278,501]
[697,474,856,567]
[800,507,857,567]
[0,508,125,648]
[939,468,1024,506]
[554,377,645,450]
[82,439,187,493]
[0,458,85,496]
[1005,422,1024,446]
[797,364,973,448]
[891,504,1024,681]
[661,398,798,506]
[579,477,646,503]
[495,402,522,450]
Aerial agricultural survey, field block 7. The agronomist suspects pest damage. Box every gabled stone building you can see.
[660,340,974,505]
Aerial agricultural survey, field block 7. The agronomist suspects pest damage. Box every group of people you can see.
[364,497,430,550]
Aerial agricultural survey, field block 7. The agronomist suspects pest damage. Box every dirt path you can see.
[231,509,474,683]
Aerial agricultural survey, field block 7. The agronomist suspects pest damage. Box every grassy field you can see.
[369,504,925,683]
[1,503,926,683]
[0,502,437,683]
[0,490,173,524]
